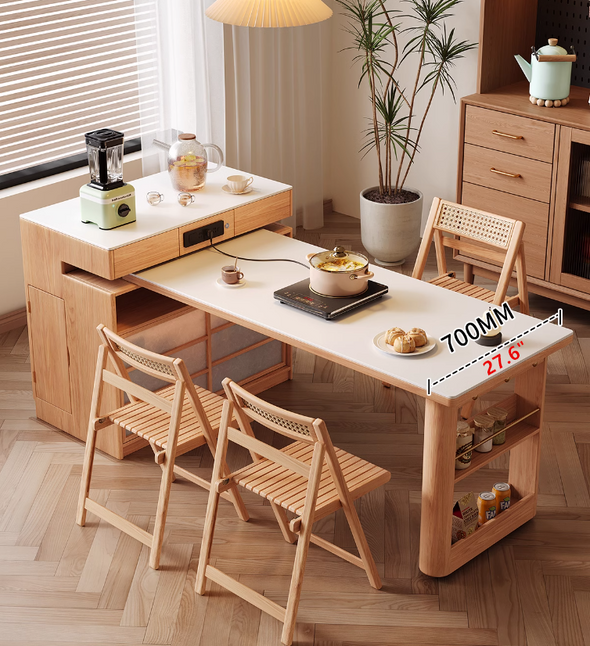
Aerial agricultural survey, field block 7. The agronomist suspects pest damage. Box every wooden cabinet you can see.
[456,0,590,311]
[550,127,590,294]
[21,170,294,458]
[28,287,72,414]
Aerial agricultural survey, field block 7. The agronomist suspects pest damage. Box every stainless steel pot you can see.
[306,246,374,297]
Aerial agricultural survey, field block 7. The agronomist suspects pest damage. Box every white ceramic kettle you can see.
[515,38,576,107]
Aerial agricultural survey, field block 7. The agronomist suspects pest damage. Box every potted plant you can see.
[336,0,476,265]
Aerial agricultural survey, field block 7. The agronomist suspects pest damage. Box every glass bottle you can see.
[167,133,224,192]
[487,407,508,445]
[473,414,494,452]
[455,420,474,470]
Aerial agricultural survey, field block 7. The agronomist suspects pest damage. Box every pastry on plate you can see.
[393,334,416,354]
[384,327,405,346]
[407,327,428,347]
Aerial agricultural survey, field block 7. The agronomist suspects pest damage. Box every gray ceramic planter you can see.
[360,186,423,266]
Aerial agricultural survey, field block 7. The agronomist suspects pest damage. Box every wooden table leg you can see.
[419,360,548,578]
[510,359,547,510]
[418,399,457,578]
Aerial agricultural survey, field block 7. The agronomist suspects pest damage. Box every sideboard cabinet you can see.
[456,0,590,311]
[21,169,293,458]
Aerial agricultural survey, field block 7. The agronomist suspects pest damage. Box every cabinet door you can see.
[550,128,590,295]
[28,286,72,413]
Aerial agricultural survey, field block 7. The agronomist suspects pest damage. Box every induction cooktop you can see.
[274,278,388,320]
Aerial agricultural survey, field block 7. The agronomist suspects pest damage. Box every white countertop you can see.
[19,168,291,251]
[129,229,573,403]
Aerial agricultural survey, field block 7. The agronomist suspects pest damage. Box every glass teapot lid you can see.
[309,246,369,272]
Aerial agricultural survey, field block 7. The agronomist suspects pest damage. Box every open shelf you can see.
[455,422,539,483]
[449,493,535,572]
[116,288,193,337]
[454,394,540,483]
[569,196,590,214]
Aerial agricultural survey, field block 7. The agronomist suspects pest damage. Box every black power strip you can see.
[183,220,225,248]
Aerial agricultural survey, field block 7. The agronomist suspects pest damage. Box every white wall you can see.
[328,2,481,223]
[0,157,143,318]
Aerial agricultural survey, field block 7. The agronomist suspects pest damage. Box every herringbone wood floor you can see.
[1,213,589,645]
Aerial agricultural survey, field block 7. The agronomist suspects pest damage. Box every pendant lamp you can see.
[205,0,332,28]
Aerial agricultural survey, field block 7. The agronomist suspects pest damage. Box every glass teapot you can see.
[167,133,224,192]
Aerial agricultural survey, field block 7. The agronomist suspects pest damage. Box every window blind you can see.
[0,0,160,181]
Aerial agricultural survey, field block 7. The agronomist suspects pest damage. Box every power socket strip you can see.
[183,220,225,248]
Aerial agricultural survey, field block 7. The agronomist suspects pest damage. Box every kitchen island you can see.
[20,168,293,459]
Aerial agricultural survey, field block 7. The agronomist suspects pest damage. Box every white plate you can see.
[216,277,246,288]
[222,185,253,195]
[373,332,437,357]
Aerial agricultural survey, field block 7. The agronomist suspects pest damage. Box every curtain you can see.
[224,24,329,230]
[139,0,225,176]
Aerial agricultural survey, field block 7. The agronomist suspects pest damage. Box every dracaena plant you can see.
[337,0,477,200]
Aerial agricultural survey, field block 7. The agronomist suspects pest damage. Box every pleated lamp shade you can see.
[205,0,332,27]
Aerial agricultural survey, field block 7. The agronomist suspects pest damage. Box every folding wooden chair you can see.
[412,197,529,314]
[195,378,391,646]
[76,324,248,570]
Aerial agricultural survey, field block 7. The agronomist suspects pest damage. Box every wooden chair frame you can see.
[412,197,530,314]
[195,378,387,646]
[76,324,248,570]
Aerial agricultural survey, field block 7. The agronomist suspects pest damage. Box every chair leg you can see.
[341,502,382,590]
[270,502,297,544]
[195,483,222,595]
[149,456,176,570]
[76,423,98,527]
[76,344,107,527]
[281,443,325,646]
[222,457,249,522]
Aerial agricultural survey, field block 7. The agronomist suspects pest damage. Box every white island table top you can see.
[20,168,291,251]
[128,229,573,406]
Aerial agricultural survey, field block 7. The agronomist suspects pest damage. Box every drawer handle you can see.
[490,167,521,178]
[492,129,523,140]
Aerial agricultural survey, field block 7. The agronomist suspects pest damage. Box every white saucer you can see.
[373,332,437,357]
[222,185,253,195]
[216,277,246,288]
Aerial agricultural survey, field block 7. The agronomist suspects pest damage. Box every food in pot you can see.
[407,327,428,347]
[316,258,366,272]
[384,327,405,345]
[393,335,416,354]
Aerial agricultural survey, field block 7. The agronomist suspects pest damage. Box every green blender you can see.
[80,129,136,229]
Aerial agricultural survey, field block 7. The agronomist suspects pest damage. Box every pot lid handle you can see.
[331,246,348,258]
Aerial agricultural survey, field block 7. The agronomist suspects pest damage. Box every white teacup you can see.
[227,175,253,193]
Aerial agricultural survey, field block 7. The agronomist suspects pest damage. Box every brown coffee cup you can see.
[221,266,244,284]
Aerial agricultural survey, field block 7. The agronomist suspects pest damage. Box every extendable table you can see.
[128,228,573,577]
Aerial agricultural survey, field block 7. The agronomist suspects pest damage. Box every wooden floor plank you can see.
[515,560,557,646]
[143,542,192,644]
[545,575,585,646]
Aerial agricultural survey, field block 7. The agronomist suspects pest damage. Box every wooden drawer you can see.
[461,183,549,280]
[463,144,552,203]
[113,230,179,277]
[464,106,555,163]
[179,211,235,256]
[235,191,291,236]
